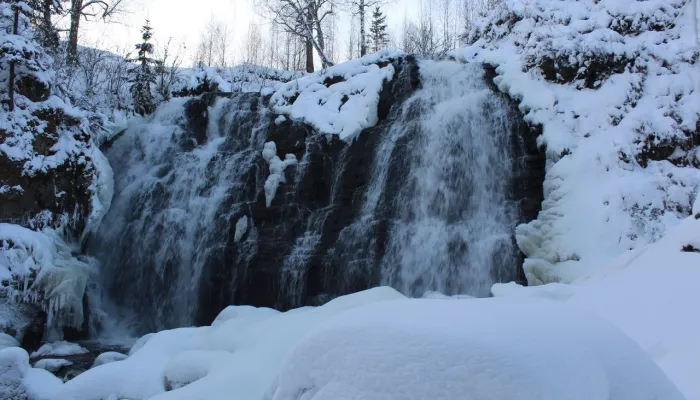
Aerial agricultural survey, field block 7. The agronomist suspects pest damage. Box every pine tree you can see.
[369,6,388,53]
[129,20,159,116]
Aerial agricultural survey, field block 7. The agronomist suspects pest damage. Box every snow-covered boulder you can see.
[0,347,62,400]
[267,297,685,400]
[91,352,127,368]
[0,334,18,351]
[30,341,88,358]
[33,358,72,373]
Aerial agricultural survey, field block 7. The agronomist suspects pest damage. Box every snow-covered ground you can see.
[1,285,684,400]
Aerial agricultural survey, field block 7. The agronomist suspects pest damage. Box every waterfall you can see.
[379,61,519,296]
[91,59,535,333]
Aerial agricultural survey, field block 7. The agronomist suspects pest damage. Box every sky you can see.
[78,0,422,65]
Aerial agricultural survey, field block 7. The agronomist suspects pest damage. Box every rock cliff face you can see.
[92,56,545,332]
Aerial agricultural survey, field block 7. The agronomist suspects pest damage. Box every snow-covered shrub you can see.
[460,0,700,283]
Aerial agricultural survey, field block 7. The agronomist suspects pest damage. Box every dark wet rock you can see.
[16,75,51,103]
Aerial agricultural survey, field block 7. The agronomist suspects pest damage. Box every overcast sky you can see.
[78,0,422,65]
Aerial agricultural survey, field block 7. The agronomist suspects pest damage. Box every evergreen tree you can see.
[369,6,388,53]
[129,20,159,116]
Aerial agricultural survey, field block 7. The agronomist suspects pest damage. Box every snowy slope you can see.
[492,210,700,399]
[460,0,700,283]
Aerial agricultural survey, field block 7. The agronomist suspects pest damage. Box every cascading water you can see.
[90,58,540,333]
[379,61,519,296]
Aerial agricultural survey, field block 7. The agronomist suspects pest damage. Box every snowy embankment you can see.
[24,288,680,400]
[460,0,700,282]
[456,0,700,397]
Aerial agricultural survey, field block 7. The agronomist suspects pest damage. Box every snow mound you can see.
[33,358,72,373]
[54,287,404,400]
[0,224,94,340]
[0,334,18,351]
[262,142,298,207]
[270,50,404,140]
[0,347,62,400]
[91,352,127,368]
[460,0,700,282]
[30,341,88,358]
[493,212,700,399]
[268,297,683,400]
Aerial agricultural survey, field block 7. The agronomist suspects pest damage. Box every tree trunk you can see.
[41,0,57,50]
[8,4,19,111]
[359,0,366,56]
[305,38,314,73]
[67,0,82,65]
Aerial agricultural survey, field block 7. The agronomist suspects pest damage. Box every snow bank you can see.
[460,0,700,282]
[268,297,684,400]
[30,341,88,358]
[262,142,298,207]
[492,211,700,399]
[91,352,127,368]
[0,347,62,400]
[34,358,72,373]
[54,287,404,400]
[270,50,403,140]
[0,224,94,340]
[0,334,18,351]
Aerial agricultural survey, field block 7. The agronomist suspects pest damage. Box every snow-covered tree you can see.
[1,1,53,111]
[129,20,159,116]
[66,0,127,64]
[369,6,387,53]
[256,0,336,72]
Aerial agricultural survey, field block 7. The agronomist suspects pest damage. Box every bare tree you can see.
[343,0,390,57]
[67,0,128,65]
[256,0,336,72]
[244,23,263,65]
[346,16,357,60]
[155,38,184,102]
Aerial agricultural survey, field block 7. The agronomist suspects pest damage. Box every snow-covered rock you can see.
[0,334,18,351]
[91,352,127,368]
[53,287,404,400]
[0,347,62,400]
[267,297,684,400]
[30,341,88,358]
[0,225,94,341]
[33,358,72,373]
[262,141,298,207]
[460,0,700,283]
[493,212,700,399]
[270,50,404,140]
